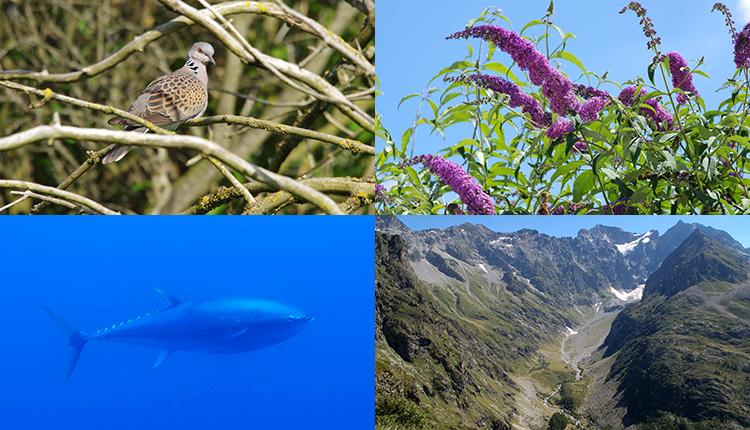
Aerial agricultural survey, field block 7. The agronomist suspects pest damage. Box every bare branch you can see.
[184,115,374,155]
[0,80,172,135]
[0,1,374,131]
[207,156,257,207]
[186,176,375,214]
[0,2,370,80]
[156,0,374,131]
[0,180,119,214]
[271,0,374,75]
[9,190,90,213]
[29,146,113,214]
[0,125,345,214]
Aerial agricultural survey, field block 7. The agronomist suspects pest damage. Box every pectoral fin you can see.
[153,350,173,369]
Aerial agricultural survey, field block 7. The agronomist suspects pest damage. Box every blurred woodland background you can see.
[0,0,374,214]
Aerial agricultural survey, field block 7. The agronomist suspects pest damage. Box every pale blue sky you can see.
[377,0,746,154]
[398,215,750,247]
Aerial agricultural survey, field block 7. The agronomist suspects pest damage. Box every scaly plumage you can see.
[104,42,215,164]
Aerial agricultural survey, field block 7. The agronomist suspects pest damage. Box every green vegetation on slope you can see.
[376,233,580,430]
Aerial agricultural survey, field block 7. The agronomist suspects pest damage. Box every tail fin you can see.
[44,307,87,383]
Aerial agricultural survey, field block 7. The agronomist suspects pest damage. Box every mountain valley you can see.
[375,218,750,430]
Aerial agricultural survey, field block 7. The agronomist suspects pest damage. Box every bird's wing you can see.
[109,72,206,127]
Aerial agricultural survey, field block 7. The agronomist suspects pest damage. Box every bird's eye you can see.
[197,48,203,54]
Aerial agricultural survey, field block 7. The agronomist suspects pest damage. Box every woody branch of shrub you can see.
[0,0,374,214]
[0,125,346,214]
[377,2,750,215]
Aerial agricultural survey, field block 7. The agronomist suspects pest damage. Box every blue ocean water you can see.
[0,216,374,430]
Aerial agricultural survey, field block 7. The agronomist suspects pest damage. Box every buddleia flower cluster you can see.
[619,2,661,52]
[447,25,581,115]
[618,86,673,128]
[667,52,699,103]
[453,74,549,126]
[406,155,496,215]
[735,24,750,68]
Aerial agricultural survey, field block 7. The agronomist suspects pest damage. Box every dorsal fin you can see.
[154,288,182,308]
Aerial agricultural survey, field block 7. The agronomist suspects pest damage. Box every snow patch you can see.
[615,231,653,255]
[565,326,578,336]
[490,237,513,247]
[516,274,545,296]
[477,263,488,274]
[609,284,645,302]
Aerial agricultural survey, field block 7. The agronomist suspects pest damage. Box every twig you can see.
[10,190,90,213]
[0,125,345,214]
[183,115,373,155]
[207,156,257,206]
[0,80,172,135]
[0,179,119,214]
[29,146,113,213]
[0,2,356,82]
[0,1,372,130]
[156,0,374,131]
[185,176,374,214]
[271,0,374,75]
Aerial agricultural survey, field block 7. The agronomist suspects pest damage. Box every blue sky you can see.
[377,0,747,154]
[398,215,750,247]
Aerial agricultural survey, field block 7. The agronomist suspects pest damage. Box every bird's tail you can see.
[102,144,131,164]
[44,307,88,383]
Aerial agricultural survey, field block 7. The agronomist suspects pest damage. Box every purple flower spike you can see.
[602,197,632,215]
[407,155,496,215]
[618,86,673,129]
[547,118,575,139]
[573,141,589,153]
[667,52,699,104]
[448,25,581,115]
[375,184,387,201]
[465,74,549,126]
[735,23,750,68]
[574,84,610,99]
[579,96,610,123]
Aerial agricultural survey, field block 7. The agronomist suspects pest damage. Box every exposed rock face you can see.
[644,230,749,297]
[602,233,750,429]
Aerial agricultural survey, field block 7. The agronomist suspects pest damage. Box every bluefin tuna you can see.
[45,289,312,382]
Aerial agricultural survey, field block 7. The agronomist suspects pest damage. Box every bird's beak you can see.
[209,56,215,65]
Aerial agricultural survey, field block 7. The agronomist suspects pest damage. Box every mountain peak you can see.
[644,230,749,297]
[375,216,411,235]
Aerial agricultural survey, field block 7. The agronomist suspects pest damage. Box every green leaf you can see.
[520,20,545,35]
[398,93,420,110]
[647,62,657,86]
[573,170,595,201]
[551,51,586,76]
